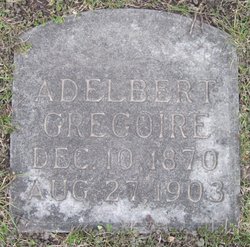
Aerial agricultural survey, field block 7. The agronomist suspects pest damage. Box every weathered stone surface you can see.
[10,9,240,232]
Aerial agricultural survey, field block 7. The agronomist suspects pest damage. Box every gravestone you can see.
[10,9,240,232]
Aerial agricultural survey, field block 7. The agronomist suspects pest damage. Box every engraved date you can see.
[28,178,225,203]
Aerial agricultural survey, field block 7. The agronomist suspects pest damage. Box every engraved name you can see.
[35,79,212,104]
[43,111,210,139]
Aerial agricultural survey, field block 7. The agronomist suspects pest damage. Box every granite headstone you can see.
[10,9,240,232]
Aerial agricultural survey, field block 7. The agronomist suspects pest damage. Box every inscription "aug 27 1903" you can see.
[11,10,240,232]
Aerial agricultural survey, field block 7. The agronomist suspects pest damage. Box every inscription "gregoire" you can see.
[43,112,210,139]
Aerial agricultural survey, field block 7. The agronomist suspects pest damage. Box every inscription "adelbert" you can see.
[35,79,211,103]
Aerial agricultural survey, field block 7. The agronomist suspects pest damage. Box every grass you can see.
[0,0,249,246]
